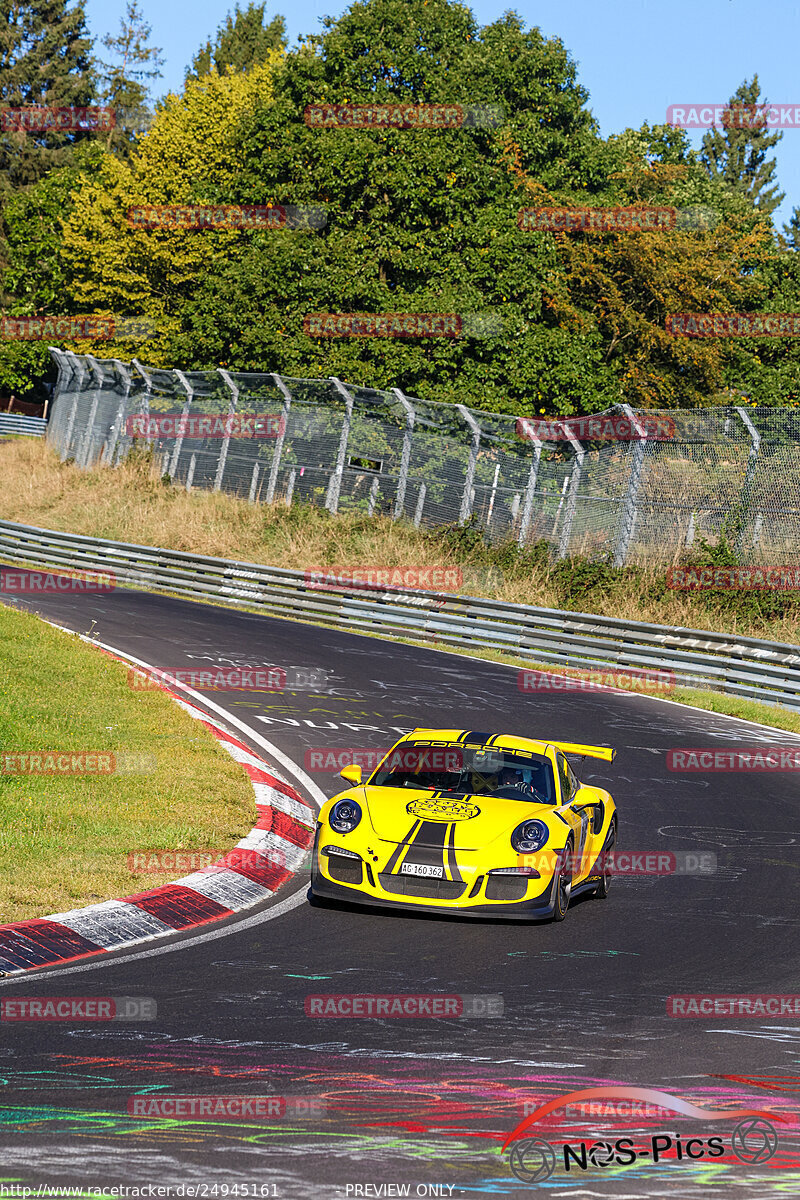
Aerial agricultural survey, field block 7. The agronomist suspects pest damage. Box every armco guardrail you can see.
[0,414,47,438]
[0,518,798,711]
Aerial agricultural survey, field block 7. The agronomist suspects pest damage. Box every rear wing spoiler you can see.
[549,741,616,762]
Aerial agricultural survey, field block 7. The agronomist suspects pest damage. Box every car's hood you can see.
[360,785,557,849]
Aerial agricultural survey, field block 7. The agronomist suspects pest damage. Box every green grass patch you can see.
[0,604,255,923]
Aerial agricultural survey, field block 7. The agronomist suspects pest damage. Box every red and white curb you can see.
[0,688,316,976]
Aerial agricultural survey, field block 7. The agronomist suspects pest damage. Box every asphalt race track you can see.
[1,585,799,1197]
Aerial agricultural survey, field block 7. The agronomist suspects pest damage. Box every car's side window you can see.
[567,762,579,799]
[556,753,572,805]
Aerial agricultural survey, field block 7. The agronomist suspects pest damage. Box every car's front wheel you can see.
[551,840,573,921]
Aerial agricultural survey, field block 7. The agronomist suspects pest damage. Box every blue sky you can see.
[86,0,799,229]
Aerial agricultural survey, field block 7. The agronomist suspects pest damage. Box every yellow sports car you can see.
[310,729,617,920]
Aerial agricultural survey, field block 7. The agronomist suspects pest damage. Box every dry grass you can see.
[0,437,798,646]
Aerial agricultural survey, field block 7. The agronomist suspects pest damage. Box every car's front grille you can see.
[378,872,466,900]
[328,856,362,885]
[485,874,528,901]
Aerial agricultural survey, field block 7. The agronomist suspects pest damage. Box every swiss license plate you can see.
[400,862,444,878]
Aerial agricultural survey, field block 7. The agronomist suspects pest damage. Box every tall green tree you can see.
[700,77,784,215]
[0,0,95,199]
[187,2,286,81]
[98,0,163,157]
[782,206,800,250]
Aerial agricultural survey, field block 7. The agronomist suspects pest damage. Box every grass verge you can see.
[0,602,255,923]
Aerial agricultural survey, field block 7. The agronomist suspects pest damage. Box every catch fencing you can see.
[46,349,800,565]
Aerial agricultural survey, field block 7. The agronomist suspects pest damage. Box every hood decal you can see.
[406,795,481,822]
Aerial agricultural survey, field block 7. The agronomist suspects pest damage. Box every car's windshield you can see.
[369,743,556,803]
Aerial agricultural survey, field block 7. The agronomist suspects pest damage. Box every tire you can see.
[594,819,617,899]
[551,840,573,921]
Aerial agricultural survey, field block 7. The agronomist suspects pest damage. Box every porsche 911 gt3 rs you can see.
[310,729,617,920]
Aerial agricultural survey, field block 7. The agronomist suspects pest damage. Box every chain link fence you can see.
[45,348,800,565]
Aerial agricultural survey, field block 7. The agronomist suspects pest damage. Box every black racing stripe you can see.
[459,731,492,745]
[392,820,449,874]
[445,822,462,883]
[384,821,421,873]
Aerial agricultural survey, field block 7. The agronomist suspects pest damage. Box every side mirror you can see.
[339,764,363,786]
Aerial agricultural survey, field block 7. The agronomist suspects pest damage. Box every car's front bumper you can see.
[310,857,565,921]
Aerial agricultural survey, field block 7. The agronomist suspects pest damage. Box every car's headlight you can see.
[510,819,549,853]
[329,798,362,834]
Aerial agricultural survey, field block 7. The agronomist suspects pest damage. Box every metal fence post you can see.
[131,358,154,453]
[215,369,238,491]
[77,356,104,467]
[266,374,293,503]
[59,353,86,461]
[327,378,354,514]
[518,425,543,547]
[169,370,194,481]
[102,360,132,466]
[556,428,585,559]
[391,388,415,518]
[735,406,761,554]
[612,405,649,568]
[457,405,481,525]
[46,347,73,433]
[414,483,427,527]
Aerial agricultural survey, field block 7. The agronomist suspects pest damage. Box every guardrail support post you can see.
[612,405,649,568]
[327,378,354,514]
[169,370,194,481]
[266,374,293,503]
[556,428,585,559]
[215,369,238,491]
[391,388,415,519]
[457,405,481,525]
